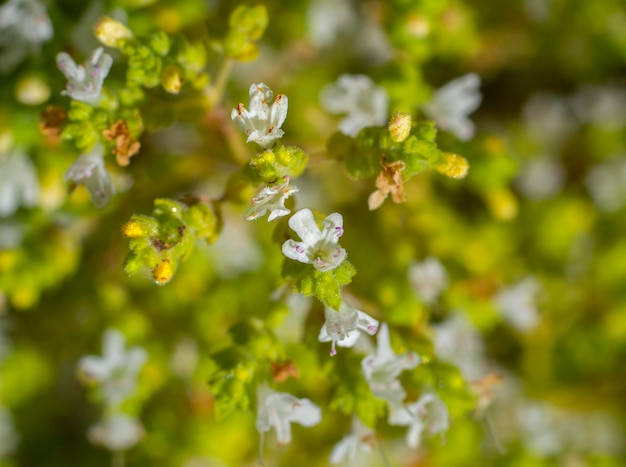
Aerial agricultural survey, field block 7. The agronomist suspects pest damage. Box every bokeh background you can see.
[1,0,626,465]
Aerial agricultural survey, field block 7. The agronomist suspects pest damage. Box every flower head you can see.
[423,73,482,141]
[282,208,347,272]
[319,302,379,356]
[408,257,448,304]
[0,152,39,217]
[88,413,144,451]
[245,176,299,222]
[78,329,147,406]
[362,323,419,404]
[329,417,377,465]
[0,0,53,73]
[389,394,450,448]
[57,47,113,105]
[495,276,541,332]
[64,144,115,209]
[320,74,388,137]
[256,384,321,445]
[231,83,288,149]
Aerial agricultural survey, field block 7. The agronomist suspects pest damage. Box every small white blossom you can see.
[245,176,299,222]
[361,323,420,404]
[408,257,448,304]
[495,277,541,332]
[256,384,321,445]
[522,93,578,145]
[282,208,347,272]
[78,329,147,406]
[319,302,379,356]
[320,74,389,137]
[0,152,40,217]
[88,413,144,451]
[389,394,450,448]
[329,417,376,465]
[0,0,52,73]
[64,144,115,209]
[231,83,288,149]
[516,157,565,200]
[585,156,626,212]
[57,47,113,105]
[423,73,482,141]
[570,85,626,130]
[433,314,486,381]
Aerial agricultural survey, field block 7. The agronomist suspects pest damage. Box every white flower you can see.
[64,144,115,209]
[57,47,113,105]
[78,329,147,406]
[320,74,389,137]
[245,176,299,222]
[0,0,52,73]
[408,257,448,304]
[329,417,376,465]
[88,413,144,451]
[495,277,541,332]
[0,152,39,217]
[585,156,626,212]
[516,157,565,200]
[256,384,321,445]
[282,208,347,272]
[433,314,486,381]
[423,73,482,141]
[319,302,379,356]
[361,323,419,404]
[231,83,288,149]
[389,394,450,448]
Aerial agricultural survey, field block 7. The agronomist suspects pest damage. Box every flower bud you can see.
[94,16,133,48]
[388,112,412,142]
[436,153,469,179]
[153,259,174,285]
[122,221,144,238]
[161,66,184,94]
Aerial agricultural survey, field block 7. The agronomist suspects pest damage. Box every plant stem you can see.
[112,450,125,467]
[206,58,235,109]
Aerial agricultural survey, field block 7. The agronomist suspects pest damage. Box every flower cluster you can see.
[64,144,115,209]
[231,83,288,149]
[320,74,389,137]
[57,47,113,105]
[423,73,482,141]
[78,329,147,453]
[256,384,321,463]
[0,0,52,73]
[319,301,379,356]
[282,208,347,273]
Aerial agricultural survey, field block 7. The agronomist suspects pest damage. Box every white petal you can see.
[290,398,322,427]
[288,208,321,245]
[267,207,290,222]
[337,329,360,348]
[318,324,331,342]
[329,435,357,464]
[78,356,109,381]
[406,419,425,448]
[269,94,288,131]
[356,310,379,335]
[388,402,414,426]
[282,239,312,264]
